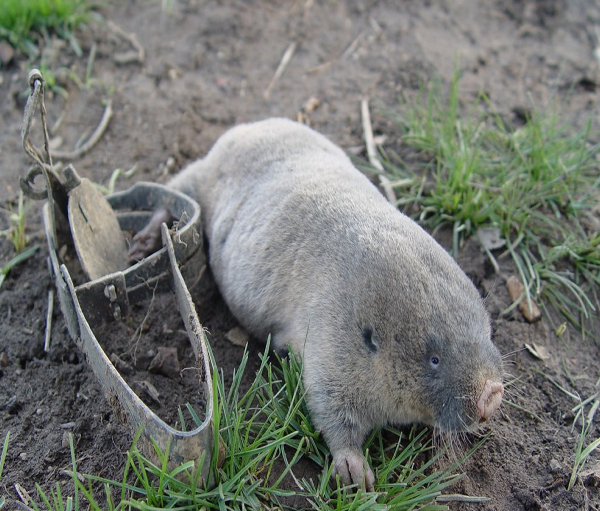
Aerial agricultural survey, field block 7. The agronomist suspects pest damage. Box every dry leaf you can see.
[477,227,506,251]
[524,342,550,360]
[507,275,542,323]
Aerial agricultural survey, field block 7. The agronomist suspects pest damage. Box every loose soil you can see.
[1,1,600,510]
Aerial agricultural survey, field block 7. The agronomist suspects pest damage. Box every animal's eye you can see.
[429,355,440,368]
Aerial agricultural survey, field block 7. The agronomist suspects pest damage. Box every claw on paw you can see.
[128,208,172,262]
[332,449,375,491]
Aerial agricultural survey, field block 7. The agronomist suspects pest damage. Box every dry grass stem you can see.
[437,494,491,503]
[14,483,32,506]
[44,288,54,352]
[342,31,364,59]
[107,20,145,64]
[361,98,396,204]
[52,99,113,161]
[264,41,297,99]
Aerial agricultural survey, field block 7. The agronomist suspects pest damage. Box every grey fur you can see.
[165,118,503,488]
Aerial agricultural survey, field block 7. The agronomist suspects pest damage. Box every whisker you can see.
[503,385,524,400]
[502,347,527,359]
[501,360,516,370]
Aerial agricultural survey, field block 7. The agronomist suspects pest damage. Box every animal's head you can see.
[335,233,504,433]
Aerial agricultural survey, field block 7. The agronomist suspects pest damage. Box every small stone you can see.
[61,431,70,449]
[19,452,28,461]
[148,347,180,379]
[6,395,21,414]
[0,352,8,367]
[36,408,43,415]
[225,326,250,347]
[49,136,64,151]
[166,156,176,172]
[113,50,142,65]
[549,458,562,473]
[0,40,14,66]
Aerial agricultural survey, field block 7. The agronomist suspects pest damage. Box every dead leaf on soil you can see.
[581,461,600,485]
[524,342,550,361]
[297,96,322,125]
[506,275,542,323]
[135,380,161,405]
[476,227,506,251]
[225,326,250,347]
[148,347,181,379]
[304,96,321,113]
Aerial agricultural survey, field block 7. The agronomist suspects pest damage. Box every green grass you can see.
[379,71,600,331]
[6,341,480,510]
[94,165,139,196]
[0,245,39,290]
[1,191,30,253]
[0,0,93,58]
[568,400,600,491]
[0,432,9,510]
[537,370,600,491]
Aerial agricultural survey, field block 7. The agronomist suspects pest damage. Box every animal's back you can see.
[171,118,377,343]
[169,118,480,350]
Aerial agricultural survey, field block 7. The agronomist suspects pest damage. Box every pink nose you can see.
[476,380,504,421]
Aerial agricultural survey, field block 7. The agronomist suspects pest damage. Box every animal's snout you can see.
[476,380,504,421]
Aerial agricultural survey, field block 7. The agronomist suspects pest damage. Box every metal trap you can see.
[20,69,215,480]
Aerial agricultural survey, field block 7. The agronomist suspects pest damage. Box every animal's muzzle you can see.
[476,380,504,421]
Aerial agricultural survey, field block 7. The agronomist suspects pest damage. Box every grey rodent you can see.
[131,118,504,490]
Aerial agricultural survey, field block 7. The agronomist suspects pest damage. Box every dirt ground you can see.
[1,0,600,509]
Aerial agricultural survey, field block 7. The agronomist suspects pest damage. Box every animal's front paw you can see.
[128,208,172,262]
[332,448,375,491]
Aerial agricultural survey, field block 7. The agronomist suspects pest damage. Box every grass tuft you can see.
[0,245,40,290]
[10,339,480,510]
[1,191,31,253]
[568,408,600,491]
[380,71,600,330]
[0,0,93,58]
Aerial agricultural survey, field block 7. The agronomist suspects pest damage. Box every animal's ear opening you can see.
[362,326,379,353]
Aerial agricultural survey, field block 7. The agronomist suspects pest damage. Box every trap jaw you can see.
[20,69,215,480]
